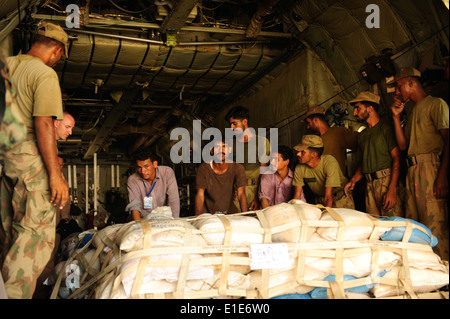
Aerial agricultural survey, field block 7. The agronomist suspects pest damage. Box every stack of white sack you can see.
[93,215,222,298]
[252,201,448,299]
[192,213,265,276]
[53,201,448,299]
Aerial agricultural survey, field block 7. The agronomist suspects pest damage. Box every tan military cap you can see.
[395,67,421,81]
[294,135,323,151]
[305,106,325,118]
[37,22,69,57]
[349,91,380,105]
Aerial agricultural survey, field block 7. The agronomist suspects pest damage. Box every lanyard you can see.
[143,177,157,197]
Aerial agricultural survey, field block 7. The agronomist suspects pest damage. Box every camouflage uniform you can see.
[405,94,448,260]
[1,140,56,299]
[392,68,449,260]
[0,51,26,272]
[365,175,403,217]
[0,61,57,299]
[1,22,68,299]
[405,155,448,260]
[348,92,404,218]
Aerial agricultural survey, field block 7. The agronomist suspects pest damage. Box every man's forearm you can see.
[238,187,248,212]
[260,197,270,209]
[35,116,68,208]
[293,186,303,200]
[194,191,204,216]
[131,209,141,221]
[35,116,59,178]
[388,147,401,194]
[392,115,408,151]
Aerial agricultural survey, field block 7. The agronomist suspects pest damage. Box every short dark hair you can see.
[132,148,156,162]
[308,146,324,158]
[275,145,294,164]
[224,106,249,122]
[32,34,65,51]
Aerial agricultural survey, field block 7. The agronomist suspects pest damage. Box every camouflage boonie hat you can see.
[349,91,380,105]
[37,21,69,57]
[305,106,325,118]
[394,67,421,81]
[294,135,323,151]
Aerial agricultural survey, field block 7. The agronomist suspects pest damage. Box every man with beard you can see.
[304,106,357,178]
[344,92,403,217]
[195,139,247,215]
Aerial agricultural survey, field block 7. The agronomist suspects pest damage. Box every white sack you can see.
[249,266,327,295]
[192,214,264,245]
[317,208,391,241]
[111,270,248,298]
[116,219,207,252]
[305,247,400,278]
[372,265,449,298]
[263,202,322,242]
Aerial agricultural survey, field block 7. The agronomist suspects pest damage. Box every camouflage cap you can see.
[349,91,380,105]
[294,135,323,151]
[305,106,325,118]
[394,67,421,81]
[37,21,69,57]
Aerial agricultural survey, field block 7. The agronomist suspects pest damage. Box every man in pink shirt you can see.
[259,145,305,208]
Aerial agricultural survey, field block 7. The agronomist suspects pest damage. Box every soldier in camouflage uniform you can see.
[344,92,403,217]
[1,22,69,299]
[0,50,26,272]
[391,67,449,261]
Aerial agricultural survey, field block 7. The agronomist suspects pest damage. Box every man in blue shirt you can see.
[126,148,180,219]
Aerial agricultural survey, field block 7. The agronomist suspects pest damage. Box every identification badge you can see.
[144,196,153,209]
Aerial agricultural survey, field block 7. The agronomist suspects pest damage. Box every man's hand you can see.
[434,172,449,199]
[382,187,397,211]
[249,197,259,211]
[390,95,405,118]
[50,174,69,209]
[344,181,355,197]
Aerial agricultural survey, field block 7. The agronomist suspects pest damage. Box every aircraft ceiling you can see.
[0,0,448,164]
